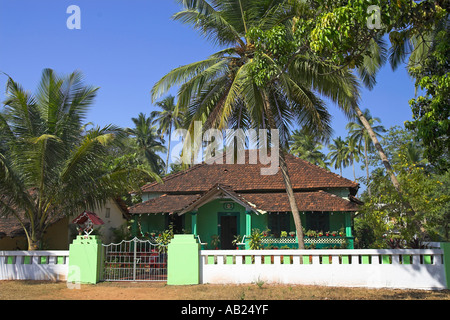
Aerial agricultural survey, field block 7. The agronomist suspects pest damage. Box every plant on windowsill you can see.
[289,231,296,238]
[305,230,317,238]
[280,231,288,238]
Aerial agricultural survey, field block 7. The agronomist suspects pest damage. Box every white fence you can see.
[0,251,69,281]
[200,248,447,290]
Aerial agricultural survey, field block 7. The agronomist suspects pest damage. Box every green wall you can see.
[196,199,246,249]
[131,198,353,249]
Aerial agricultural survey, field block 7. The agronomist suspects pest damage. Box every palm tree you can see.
[151,1,361,249]
[346,108,386,195]
[345,136,362,181]
[0,69,153,250]
[126,113,166,175]
[289,128,329,169]
[151,95,184,175]
[327,137,349,176]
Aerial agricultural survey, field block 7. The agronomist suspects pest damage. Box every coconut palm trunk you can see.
[364,141,371,197]
[278,152,306,249]
[263,92,305,249]
[354,106,400,191]
[165,123,172,174]
[354,105,417,217]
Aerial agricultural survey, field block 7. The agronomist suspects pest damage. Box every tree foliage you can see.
[356,126,450,246]
[0,69,155,249]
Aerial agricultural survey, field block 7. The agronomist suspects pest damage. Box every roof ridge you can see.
[141,162,208,191]
[285,153,359,187]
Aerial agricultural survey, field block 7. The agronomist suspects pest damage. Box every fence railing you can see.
[0,250,69,281]
[200,248,447,290]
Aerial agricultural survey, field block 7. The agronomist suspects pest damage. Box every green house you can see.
[129,151,361,249]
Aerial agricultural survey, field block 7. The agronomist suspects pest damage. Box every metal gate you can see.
[102,237,167,282]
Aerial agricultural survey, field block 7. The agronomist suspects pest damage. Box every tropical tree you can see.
[327,137,349,177]
[126,113,166,175]
[289,128,329,169]
[278,0,447,217]
[360,125,449,244]
[151,1,362,249]
[345,135,362,181]
[346,108,386,194]
[0,69,153,250]
[151,95,184,175]
[402,16,449,172]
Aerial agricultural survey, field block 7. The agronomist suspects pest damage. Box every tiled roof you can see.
[0,213,66,239]
[141,151,359,194]
[128,194,201,214]
[240,191,359,212]
[0,216,28,238]
[129,185,360,215]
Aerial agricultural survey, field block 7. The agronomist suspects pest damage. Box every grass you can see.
[0,280,449,300]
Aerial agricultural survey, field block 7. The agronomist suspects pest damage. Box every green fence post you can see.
[68,235,103,284]
[167,234,200,285]
[441,242,450,289]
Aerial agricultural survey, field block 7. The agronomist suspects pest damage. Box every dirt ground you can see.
[1,280,449,301]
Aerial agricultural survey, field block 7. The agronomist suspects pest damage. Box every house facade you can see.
[129,151,361,249]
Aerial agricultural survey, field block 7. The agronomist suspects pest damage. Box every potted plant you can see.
[305,230,317,238]
[280,231,288,238]
[211,234,220,249]
[289,231,296,238]
[232,235,243,249]
[249,228,264,250]
[318,231,323,237]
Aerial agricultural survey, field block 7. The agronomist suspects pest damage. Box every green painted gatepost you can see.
[68,235,103,284]
[167,234,200,285]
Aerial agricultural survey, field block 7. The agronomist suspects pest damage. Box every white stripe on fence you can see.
[200,249,446,290]
[0,251,69,281]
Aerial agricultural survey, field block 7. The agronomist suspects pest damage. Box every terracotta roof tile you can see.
[128,189,359,215]
[0,216,28,238]
[128,194,201,214]
[241,191,359,212]
[141,151,359,194]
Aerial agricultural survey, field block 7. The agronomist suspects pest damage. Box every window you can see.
[166,214,184,234]
[306,212,329,232]
[268,213,290,237]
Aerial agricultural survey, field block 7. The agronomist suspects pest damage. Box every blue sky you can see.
[0,1,417,185]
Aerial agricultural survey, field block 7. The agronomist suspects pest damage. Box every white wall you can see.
[0,250,69,281]
[200,249,447,290]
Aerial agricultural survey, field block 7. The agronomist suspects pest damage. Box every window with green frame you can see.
[268,212,290,237]
[305,212,329,232]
